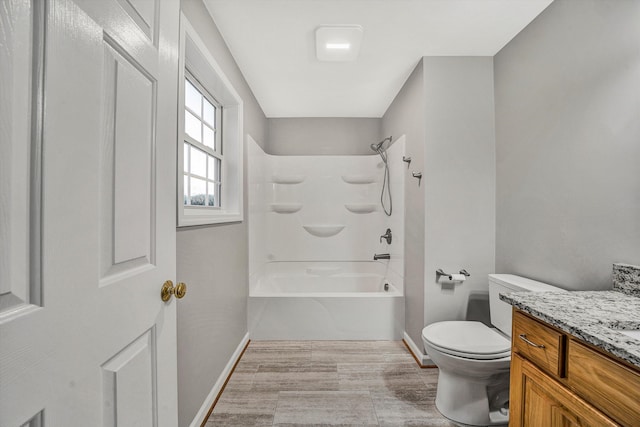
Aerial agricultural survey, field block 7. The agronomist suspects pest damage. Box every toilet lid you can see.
[422,321,511,359]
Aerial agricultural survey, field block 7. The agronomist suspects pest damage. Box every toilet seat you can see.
[422,321,511,360]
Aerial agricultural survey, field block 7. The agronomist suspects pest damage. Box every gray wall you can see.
[267,118,381,155]
[422,57,496,326]
[177,1,267,426]
[494,0,640,290]
[382,57,496,349]
[382,60,426,347]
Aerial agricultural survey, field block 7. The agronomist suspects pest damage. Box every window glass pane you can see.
[208,156,221,182]
[207,181,217,207]
[183,142,189,172]
[202,125,215,150]
[190,177,206,206]
[206,182,221,207]
[191,146,207,178]
[183,174,189,205]
[185,110,202,142]
[185,79,202,116]
[203,99,215,127]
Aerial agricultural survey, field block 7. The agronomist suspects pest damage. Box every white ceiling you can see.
[203,0,553,118]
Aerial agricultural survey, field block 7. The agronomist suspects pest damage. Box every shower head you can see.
[370,136,392,152]
[370,141,384,152]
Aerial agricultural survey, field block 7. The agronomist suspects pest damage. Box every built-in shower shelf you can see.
[272,175,305,184]
[270,203,303,214]
[302,225,345,237]
[344,204,377,214]
[341,175,376,184]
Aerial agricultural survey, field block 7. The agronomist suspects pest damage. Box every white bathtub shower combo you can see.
[249,262,403,340]
[248,137,406,340]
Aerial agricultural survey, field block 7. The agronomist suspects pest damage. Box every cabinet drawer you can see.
[513,310,565,378]
[567,339,640,426]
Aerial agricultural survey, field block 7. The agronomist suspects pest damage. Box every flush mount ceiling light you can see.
[316,25,363,62]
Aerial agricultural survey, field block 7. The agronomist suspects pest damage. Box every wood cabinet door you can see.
[510,354,618,427]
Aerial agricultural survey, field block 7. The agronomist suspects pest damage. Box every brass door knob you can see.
[161,280,187,302]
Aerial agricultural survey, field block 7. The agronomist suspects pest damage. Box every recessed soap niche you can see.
[345,204,377,214]
[270,203,303,213]
[303,225,346,237]
[341,175,376,184]
[271,175,305,184]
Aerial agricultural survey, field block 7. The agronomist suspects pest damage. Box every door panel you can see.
[102,327,157,427]
[0,0,44,314]
[111,46,154,265]
[523,378,555,426]
[101,37,156,278]
[0,1,47,424]
[115,0,159,45]
[0,0,179,425]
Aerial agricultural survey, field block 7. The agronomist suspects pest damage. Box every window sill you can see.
[178,209,243,227]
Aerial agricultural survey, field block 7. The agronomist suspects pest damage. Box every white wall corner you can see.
[403,331,434,367]
[189,332,250,427]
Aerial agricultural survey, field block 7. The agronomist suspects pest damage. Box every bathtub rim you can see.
[250,283,403,298]
[250,260,404,297]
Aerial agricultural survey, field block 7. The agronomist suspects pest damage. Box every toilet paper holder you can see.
[436,268,471,280]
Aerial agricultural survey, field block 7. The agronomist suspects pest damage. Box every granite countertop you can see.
[500,289,640,369]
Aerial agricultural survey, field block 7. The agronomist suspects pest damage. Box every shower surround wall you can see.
[248,137,406,339]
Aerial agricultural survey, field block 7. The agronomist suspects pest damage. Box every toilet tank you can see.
[489,274,563,337]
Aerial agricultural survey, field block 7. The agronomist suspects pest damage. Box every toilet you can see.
[422,274,562,426]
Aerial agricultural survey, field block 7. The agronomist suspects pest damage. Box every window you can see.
[183,75,222,208]
[178,14,244,226]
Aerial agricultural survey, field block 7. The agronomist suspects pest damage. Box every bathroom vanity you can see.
[509,310,639,426]
[501,268,640,427]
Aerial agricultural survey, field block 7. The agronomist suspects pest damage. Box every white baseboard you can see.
[403,331,434,367]
[190,332,250,427]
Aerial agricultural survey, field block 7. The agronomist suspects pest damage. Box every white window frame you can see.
[177,13,244,226]
[183,72,222,208]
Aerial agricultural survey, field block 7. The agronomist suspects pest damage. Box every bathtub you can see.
[248,261,405,340]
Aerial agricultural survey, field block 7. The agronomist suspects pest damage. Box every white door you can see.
[0,0,180,425]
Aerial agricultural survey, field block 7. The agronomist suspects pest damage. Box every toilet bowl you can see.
[422,274,562,426]
[423,321,511,426]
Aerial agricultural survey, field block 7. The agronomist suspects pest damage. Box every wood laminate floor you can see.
[205,340,455,426]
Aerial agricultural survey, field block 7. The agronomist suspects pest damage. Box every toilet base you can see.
[434,368,510,426]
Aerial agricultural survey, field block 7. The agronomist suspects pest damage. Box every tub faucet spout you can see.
[373,253,390,260]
